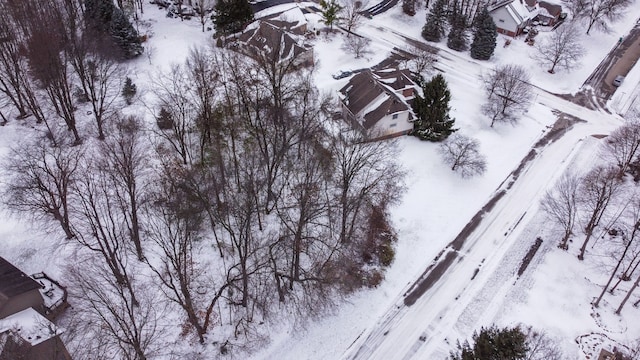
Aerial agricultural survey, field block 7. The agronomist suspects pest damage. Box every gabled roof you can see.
[375,68,416,93]
[236,21,310,65]
[538,1,562,17]
[339,69,417,129]
[489,0,538,25]
[0,257,41,299]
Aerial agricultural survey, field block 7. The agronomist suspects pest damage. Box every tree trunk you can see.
[615,272,640,315]
[593,231,636,307]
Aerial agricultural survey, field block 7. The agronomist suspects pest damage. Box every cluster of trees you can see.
[2,32,404,357]
[0,0,142,144]
[450,325,564,360]
[422,0,497,59]
[541,119,640,315]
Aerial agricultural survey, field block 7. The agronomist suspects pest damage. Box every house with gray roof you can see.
[231,20,313,68]
[339,68,419,140]
[0,257,44,320]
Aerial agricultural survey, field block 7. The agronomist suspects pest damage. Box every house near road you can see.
[339,68,419,140]
[488,0,563,37]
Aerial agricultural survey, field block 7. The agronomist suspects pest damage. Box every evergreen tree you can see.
[122,77,137,105]
[84,0,143,59]
[320,0,343,30]
[403,0,416,16]
[446,2,467,51]
[470,8,497,60]
[422,0,448,42]
[450,326,529,360]
[212,0,254,35]
[411,74,456,142]
[109,7,143,59]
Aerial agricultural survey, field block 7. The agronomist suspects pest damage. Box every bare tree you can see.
[2,139,82,239]
[615,267,640,314]
[438,133,487,177]
[75,54,123,140]
[0,5,29,118]
[604,120,640,176]
[402,44,437,78]
[99,115,149,261]
[193,0,214,32]
[564,0,632,34]
[523,326,563,360]
[152,64,199,165]
[342,0,368,34]
[342,35,372,59]
[71,167,140,306]
[577,166,621,260]
[540,173,580,250]
[594,194,640,307]
[21,0,82,143]
[68,258,161,360]
[482,64,532,127]
[533,23,585,74]
[330,132,403,244]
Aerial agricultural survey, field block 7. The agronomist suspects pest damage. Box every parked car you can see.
[332,70,353,80]
[167,4,196,18]
[613,75,625,87]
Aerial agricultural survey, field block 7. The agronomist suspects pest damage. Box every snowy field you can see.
[1,1,640,359]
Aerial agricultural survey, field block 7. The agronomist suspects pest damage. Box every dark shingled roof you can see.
[538,1,562,17]
[236,21,309,64]
[0,257,42,298]
[339,69,416,129]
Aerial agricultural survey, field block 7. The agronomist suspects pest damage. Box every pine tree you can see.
[450,326,529,360]
[122,77,137,105]
[446,2,467,51]
[403,0,416,16]
[84,0,142,59]
[320,0,343,30]
[212,0,254,35]
[411,74,456,142]
[470,8,497,60]
[422,0,448,42]
[109,7,143,59]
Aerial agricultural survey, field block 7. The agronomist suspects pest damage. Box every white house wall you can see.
[491,6,519,34]
[369,111,413,139]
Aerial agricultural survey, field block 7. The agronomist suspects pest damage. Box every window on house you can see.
[390,123,397,127]
[392,114,399,119]
[499,19,505,23]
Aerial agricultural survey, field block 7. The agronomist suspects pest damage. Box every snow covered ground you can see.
[1,1,640,359]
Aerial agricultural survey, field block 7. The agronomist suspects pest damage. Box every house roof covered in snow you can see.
[0,308,58,346]
[235,20,311,65]
[339,69,417,129]
[0,257,42,299]
[489,0,538,25]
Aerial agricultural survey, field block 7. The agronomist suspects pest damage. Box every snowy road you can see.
[342,104,620,359]
[339,24,624,357]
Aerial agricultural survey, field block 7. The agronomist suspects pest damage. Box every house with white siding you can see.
[339,68,419,141]
[488,0,538,37]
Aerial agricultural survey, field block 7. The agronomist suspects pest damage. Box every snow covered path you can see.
[341,99,622,359]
